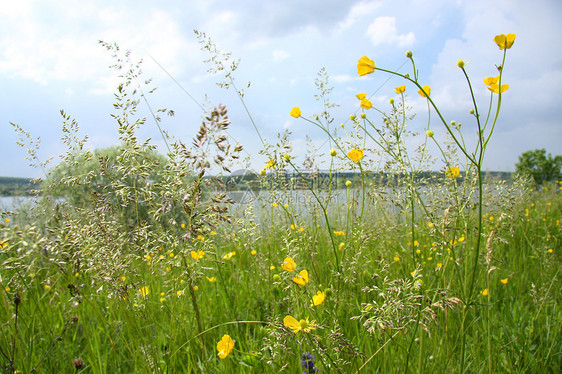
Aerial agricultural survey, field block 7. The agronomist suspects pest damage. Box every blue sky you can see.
[1,0,561,178]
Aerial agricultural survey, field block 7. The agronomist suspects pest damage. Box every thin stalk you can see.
[355,330,401,373]
[287,160,341,274]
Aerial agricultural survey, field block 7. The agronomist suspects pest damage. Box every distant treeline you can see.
[221,170,515,191]
[0,171,514,197]
[0,177,38,196]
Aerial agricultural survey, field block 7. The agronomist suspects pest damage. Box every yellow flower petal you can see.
[445,166,460,179]
[217,334,235,359]
[312,291,325,306]
[488,83,509,94]
[494,33,516,49]
[281,257,297,272]
[290,107,301,118]
[356,92,367,100]
[395,85,406,94]
[360,98,372,109]
[190,250,205,261]
[417,85,431,98]
[283,315,302,333]
[347,148,364,163]
[292,269,309,286]
[501,278,508,284]
[357,56,375,76]
[483,76,499,86]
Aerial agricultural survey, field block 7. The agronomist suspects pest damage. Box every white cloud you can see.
[0,3,196,90]
[366,16,415,48]
[332,74,355,83]
[272,49,290,62]
[339,1,381,29]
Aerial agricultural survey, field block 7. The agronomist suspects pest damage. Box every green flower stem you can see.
[374,67,477,166]
[483,50,508,148]
[286,160,341,275]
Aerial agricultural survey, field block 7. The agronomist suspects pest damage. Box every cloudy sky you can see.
[1,0,561,178]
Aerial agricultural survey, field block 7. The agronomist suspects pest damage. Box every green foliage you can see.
[0,177,37,196]
[516,148,562,185]
[45,145,175,229]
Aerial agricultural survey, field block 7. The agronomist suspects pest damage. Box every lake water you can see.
[0,196,38,212]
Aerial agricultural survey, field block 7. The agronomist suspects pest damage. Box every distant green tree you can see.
[45,145,190,230]
[515,149,562,185]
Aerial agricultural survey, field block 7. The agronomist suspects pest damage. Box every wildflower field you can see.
[1,33,561,373]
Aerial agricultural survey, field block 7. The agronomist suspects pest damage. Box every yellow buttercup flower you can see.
[445,166,460,179]
[283,315,316,333]
[493,33,516,50]
[140,286,149,297]
[484,76,509,94]
[347,148,364,163]
[418,85,431,98]
[292,269,309,286]
[222,251,236,260]
[207,276,217,283]
[357,56,375,76]
[360,98,372,109]
[481,288,489,296]
[190,250,205,261]
[488,83,509,94]
[311,291,325,306]
[501,278,508,284]
[265,159,276,169]
[483,76,499,86]
[217,334,235,359]
[333,230,346,236]
[395,85,406,94]
[290,107,301,118]
[356,92,367,100]
[283,315,302,333]
[282,257,297,272]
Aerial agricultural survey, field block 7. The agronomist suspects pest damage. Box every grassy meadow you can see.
[1,33,561,373]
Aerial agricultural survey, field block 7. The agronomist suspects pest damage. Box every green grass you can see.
[1,184,560,373]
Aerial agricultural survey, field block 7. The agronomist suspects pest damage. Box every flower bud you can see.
[260,169,266,176]
[74,358,84,369]
[457,59,465,68]
[345,180,352,187]
[469,109,475,115]
[426,130,434,137]
[360,112,366,119]
[389,98,395,105]
[330,148,337,157]
[349,115,356,121]
[13,292,21,306]
[406,51,413,58]
[283,154,291,161]
[450,120,456,126]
